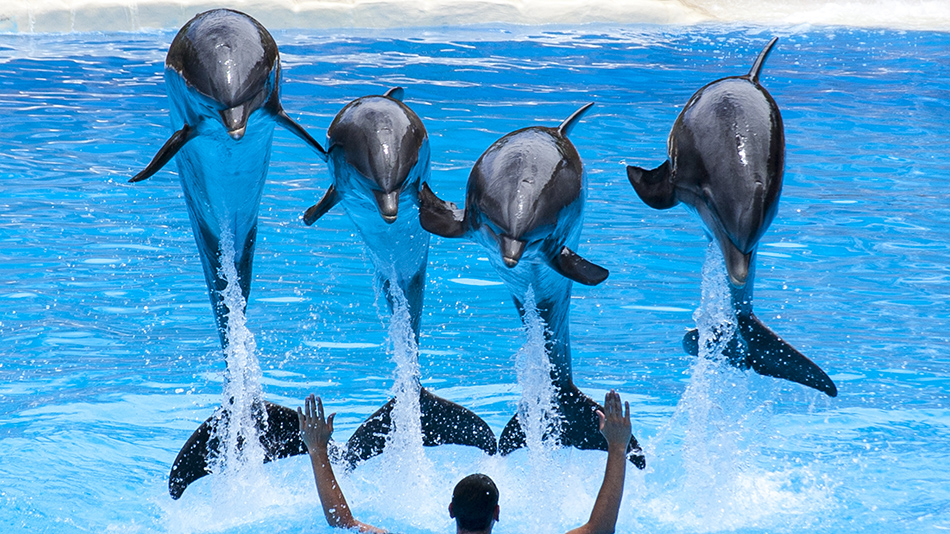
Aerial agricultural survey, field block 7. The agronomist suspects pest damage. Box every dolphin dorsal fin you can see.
[748,37,779,84]
[384,87,405,101]
[558,102,594,137]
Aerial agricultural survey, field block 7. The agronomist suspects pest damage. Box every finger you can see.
[624,401,630,421]
[596,409,605,430]
[327,413,336,434]
[297,407,305,428]
[306,394,315,419]
[317,397,325,422]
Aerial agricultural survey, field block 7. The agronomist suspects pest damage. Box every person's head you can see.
[448,474,499,533]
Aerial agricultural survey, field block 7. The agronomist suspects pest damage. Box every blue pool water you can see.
[1,23,949,533]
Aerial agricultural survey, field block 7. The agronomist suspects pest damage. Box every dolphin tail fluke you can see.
[548,246,609,286]
[276,109,328,161]
[130,125,194,183]
[626,160,678,210]
[740,313,838,397]
[167,401,307,500]
[303,185,340,225]
[748,37,779,84]
[418,183,469,238]
[558,102,594,137]
[497,384,646,469]
[682,315,837,397]
[343,387,497,467]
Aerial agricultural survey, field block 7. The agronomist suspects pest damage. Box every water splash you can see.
[514,286,561,458]
[206,229,267,496]
[641,243,831,531]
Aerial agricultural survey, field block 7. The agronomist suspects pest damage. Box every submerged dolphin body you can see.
[129,9,326,498]
[626,38,837,397]
[420,104,645,467]
[303,88,497,465]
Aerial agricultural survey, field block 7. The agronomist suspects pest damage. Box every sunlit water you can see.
[1,24,949,533]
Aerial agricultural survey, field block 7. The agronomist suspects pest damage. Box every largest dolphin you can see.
[129,9,326,498]
[302,88,497,465]
[420,104,645,467]
[626,38,837,397]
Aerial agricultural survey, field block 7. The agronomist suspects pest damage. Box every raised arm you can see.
[298,394,387,534]
[566,390,631,534]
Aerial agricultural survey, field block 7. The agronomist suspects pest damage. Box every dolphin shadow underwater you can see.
[420,103,645,467]
[129,9,328,498]
[302,88,497,466]
[625,38,837,397]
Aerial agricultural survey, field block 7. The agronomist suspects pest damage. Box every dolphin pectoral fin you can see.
[498,384,646,469]
[748,37,779,84]
[548,246,609,286]
[626,160,677,210]
[276,109,328,161]
[739,314,838,397]
[343,388,497,467]
[418,182,468,238]
[303,185,340,225]
[167,401,308,499]
[558,102,594,137]
[384,87,405,101]
[130,125,194,183]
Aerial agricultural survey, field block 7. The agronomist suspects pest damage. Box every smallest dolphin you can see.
[421,104,644,467]
[626,38,837,397]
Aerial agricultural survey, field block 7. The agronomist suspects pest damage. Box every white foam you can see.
[3,0,948,33]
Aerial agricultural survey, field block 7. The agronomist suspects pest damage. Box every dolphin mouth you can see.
[499,236,526,268]
[220,105,250,141]
[373,190,399,224]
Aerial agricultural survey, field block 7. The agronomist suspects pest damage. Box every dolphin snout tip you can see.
[228,127,246,141]
[381,213,397,224]
[503,256,520,268]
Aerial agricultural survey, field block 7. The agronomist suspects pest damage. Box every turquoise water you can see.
[1,24,949,532]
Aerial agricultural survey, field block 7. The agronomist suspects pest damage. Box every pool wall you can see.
[4,0,950,33]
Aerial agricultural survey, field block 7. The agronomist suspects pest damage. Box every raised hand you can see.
[297,393,336,453]
[596,390,631,451]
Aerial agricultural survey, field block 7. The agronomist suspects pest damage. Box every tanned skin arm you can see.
[298,394,387,534]
[565,390,632,534]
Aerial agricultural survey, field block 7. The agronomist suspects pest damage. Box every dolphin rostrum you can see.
[420,103,645,467]
[303,88,497,465]
[129,9,327,499]
[626,38,837,397]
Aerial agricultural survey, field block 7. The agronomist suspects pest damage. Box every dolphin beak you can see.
[373,190,399,224]
[220,105,249,140]
[720,240,752,289]
[499,236,526,268]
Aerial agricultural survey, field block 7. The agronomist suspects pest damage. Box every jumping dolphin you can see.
[419,103,645,467]
[129,9,326,498]
[625,38,837,397]
[302,88,497,465]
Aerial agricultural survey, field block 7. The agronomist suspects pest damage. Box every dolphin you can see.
[128,9,326,498]
[626,38,837,397]
[302,88,497,465]
[419,103,645,467]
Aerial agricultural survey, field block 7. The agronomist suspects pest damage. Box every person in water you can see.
[297,390,633,534]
